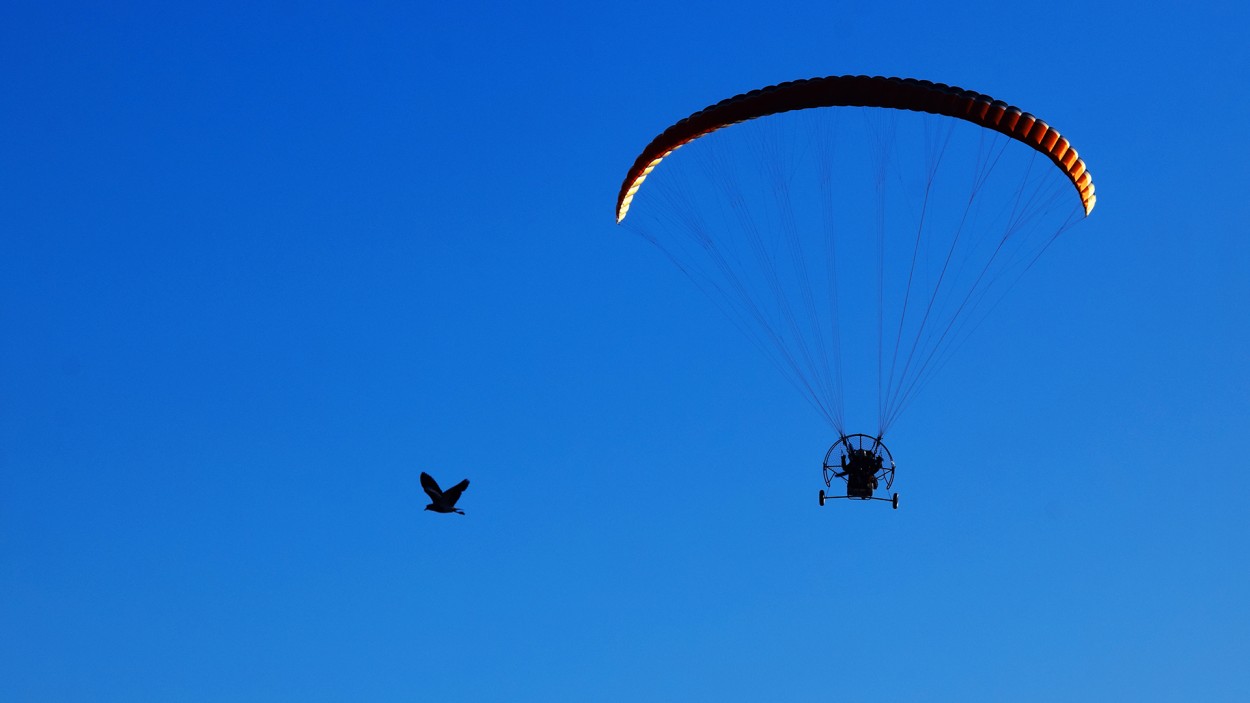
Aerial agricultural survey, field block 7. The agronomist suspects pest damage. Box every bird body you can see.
[421,472,469,515]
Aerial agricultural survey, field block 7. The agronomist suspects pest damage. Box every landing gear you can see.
[818,491,901,508]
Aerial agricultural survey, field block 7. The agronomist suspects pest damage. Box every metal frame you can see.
[819,433,899,509]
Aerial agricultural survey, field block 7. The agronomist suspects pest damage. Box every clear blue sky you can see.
[2,1,1248,701]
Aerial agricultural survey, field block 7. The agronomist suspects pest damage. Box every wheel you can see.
[892,493,899,510]
[819,489,826,506]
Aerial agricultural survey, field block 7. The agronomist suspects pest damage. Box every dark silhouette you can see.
[841,448,880,499]
[818,433,899,509]
[421,472,469,515]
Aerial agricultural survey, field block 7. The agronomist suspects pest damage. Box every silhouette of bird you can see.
[421,472,469,515]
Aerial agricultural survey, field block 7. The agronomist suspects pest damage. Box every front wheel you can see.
[892,493,899,510]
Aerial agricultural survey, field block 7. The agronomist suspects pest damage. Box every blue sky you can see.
[2,1,1248,701]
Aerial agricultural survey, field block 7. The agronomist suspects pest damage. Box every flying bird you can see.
[421,472,469,515]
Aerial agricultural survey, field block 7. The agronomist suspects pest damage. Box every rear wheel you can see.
[892,493,899,510]
[819,489,826,506]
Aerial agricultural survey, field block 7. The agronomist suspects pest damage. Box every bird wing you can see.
[442,479,469,506]
[420,472,443,502]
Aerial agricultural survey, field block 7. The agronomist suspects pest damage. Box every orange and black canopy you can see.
[616,75,1095,223]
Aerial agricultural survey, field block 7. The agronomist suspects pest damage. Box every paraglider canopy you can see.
[617,75,1095,225]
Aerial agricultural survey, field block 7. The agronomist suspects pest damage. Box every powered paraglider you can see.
[616,76,1096,506]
